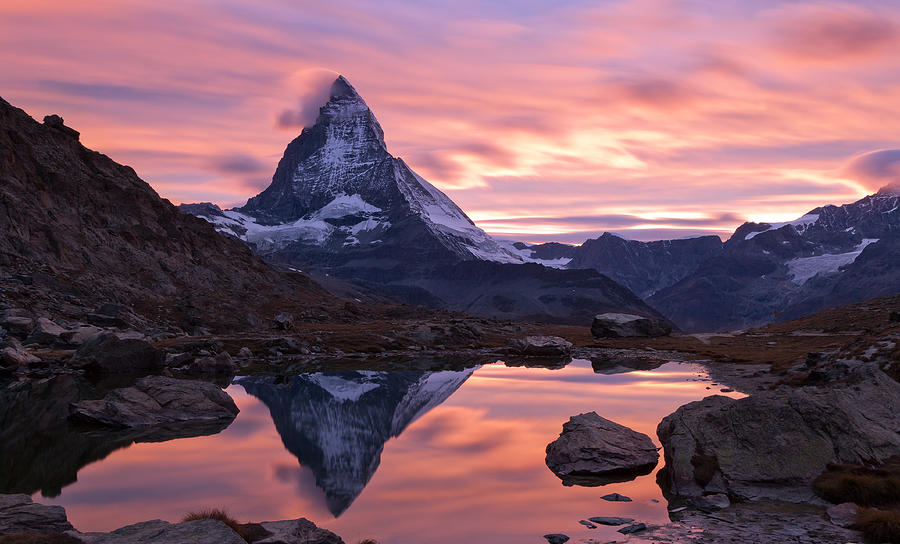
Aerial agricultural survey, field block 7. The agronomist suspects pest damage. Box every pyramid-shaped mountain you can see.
[185,76,666,324]
[188,76,520,268]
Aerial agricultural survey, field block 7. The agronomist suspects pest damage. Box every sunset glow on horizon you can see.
[4,0,900,242]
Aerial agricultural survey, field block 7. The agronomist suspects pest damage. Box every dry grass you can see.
[856,507,900,543]
[813,458,900,506]
[0,534,82,544]
[183,508,253,542]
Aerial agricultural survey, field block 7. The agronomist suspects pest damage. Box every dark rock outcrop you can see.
[70,376,239,429]
[508,335,572,356]
[545,412,659,486]
[70,333,164,374]
[657,364,900,502]
[255,518,345,544]
[0,494,73,535]
[591,313,672,338]
[91,519,246,544]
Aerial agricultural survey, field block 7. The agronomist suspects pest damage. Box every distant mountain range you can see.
[183,77,664,325]
[648,184,900,331]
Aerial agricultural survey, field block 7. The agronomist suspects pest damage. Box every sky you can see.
[3,0,900,243]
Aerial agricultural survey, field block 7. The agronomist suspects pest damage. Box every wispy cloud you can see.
[2,0,897,242]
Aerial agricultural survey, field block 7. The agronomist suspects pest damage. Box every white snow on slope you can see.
[396,164,524,263]
[201,193,388,252]
[746,214,819,240]
[787,238,878,285]
[308,373,382,402]
[496,240,573,269]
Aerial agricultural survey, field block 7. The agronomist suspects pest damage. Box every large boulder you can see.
[1,346,40,367]
[591,313,671,338]
[545,412,659,486]
[0,493,73,535]
[25,317,68,345]
[256,518,345,544]
[509,335,573,357]
[0,316,33,337]
[71,332,164,374]
[91,519,246,544]
[657,364,900,502]
[70,376,239,429]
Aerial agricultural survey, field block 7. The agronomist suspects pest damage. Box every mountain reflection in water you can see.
[31,360,744,544]
[234,369,475,516]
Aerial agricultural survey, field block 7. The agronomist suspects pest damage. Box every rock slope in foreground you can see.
[657,363,900,503]
[0,97,333,332]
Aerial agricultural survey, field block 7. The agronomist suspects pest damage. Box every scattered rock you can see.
[87,304,129,328]
[657,364,900,502]
[0,493,73,535]
[91,519,245,544]
[617,522,647,534]
[545,412,658,486]
[274,313,294,330]
[0,316,33,336]
[542,534,569,544]
[71,332,165,374]
[188,352,236,374]
[601,493,632,502]
[61,325,104,345]
[238,347,253,358]
[1,346,41,367]
[587,517,634,526]
[70,376,239,429]
[255,517,345,544]
[509,335,573,356]
[25,318,67,345]
[591,313,671,338]
[825,502,858,528]
[578,520,596,529]
[691,493,730,511]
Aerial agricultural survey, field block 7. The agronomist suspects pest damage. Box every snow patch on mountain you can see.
[745,214,820,240]
[497,240,573,268]
[787,238,878,285]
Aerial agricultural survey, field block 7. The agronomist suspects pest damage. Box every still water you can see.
[33,360,743,543]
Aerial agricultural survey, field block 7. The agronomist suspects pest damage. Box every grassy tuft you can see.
[856,507,900,543]
[813,458,900,506]
[183,508,253,542]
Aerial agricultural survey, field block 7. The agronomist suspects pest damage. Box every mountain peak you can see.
[876,181,900,197]
[329,75,359,100]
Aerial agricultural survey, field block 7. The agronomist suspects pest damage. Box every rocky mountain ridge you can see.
[0,96,336,333]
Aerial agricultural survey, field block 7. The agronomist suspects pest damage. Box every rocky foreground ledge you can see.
[0,494,346,544]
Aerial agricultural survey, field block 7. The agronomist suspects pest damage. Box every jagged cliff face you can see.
[236,369,475,516]
[0,97,331,331]
[566,234,724,298]
[195,76,519,267]
[649,188,900,332]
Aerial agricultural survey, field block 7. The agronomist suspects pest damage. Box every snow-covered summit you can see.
[206,75,521,264]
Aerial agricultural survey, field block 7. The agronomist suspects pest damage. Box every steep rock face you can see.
[236,369,474,516]
[649,189,900,332]
[0,97,331,332]
[567,233,723,298]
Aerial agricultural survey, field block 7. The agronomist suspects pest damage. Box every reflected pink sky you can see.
[37,361,744,543]
[3,1,900,242]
